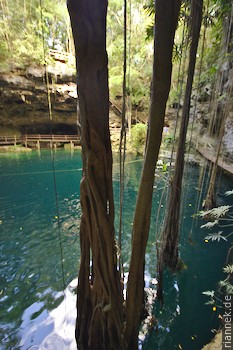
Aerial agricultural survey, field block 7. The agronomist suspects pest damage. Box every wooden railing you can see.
[0,134,80,148]
[48,49,75,65]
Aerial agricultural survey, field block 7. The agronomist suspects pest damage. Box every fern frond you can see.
[226,283,233,294]
[208,206,231,218]
[143,4,154,17]
[219,278,229,287]
[205,231,227,242]
[205,299,215,305]
[223,265,233,274]
[197,206,231,219]
[202,290,215,297]
[197,210,209,217]
[225,190,233,196]
[201,220,219,229]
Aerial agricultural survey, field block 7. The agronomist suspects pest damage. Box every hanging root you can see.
[156,243,164,304]
[157,263,164,304]
[157,238,187,304]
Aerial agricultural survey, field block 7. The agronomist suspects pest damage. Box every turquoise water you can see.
[0,150,231,349]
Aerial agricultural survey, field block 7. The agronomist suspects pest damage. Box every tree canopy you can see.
[0,0,231,114]
[0,0,70,68]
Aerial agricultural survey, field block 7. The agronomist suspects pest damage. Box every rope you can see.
[39,0,66,291]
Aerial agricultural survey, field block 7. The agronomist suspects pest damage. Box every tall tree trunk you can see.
[125,1,181,348]
[67,1,125,349]
[157,0,203,290]
[205,2,233,209]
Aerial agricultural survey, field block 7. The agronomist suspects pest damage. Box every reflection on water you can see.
[18,285,77,350]
[0,150,232,349]
[0,150,82,349]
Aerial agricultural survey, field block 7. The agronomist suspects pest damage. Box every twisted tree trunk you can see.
[67,1,124,349]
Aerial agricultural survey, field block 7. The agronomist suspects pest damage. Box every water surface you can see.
[0,150,231,349]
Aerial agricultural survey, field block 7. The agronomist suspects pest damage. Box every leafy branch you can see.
[200,191,233,311]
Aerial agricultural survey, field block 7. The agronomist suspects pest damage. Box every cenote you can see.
[0,149,232,349]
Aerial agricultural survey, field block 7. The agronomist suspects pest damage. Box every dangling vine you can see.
[39,0,66,292]
[204,2,233,209]
[183,0,210,239]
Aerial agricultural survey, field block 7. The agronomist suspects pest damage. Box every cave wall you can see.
[0,65,78,135]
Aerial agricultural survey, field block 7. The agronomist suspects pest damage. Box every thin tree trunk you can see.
[67,1,125,349]
[125,1,181,348]
[205,3,233,209]
[157,0,203,291]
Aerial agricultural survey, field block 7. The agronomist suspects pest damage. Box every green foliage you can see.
[156,159,171,172]
[201,220,219,228]
[205,231,227,242]
[200,190,233,309]
[198,192,233,242]
[13,34,44,67]
[203,261,233,305]
[223,265,233,274]
[0,0,231,117]
[195,0,233,96]
[163,134,175,147]
[107,1,153,109]
[130,123,147,154]
[0,0,69,70]
[202,290,215,297]
[226,190,233,196]
[198,205,231,219]
[219,265,233,293]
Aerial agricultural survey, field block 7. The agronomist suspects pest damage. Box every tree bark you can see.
[67,1,125,349]
[158,0,203,284]
[205,2,233,209]
[125,1,181,348]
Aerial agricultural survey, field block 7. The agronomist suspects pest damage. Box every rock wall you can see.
[0,65,78,135]
[0,64,126,136]
[223,112,233,157]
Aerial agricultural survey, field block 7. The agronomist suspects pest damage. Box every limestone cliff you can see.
[0,64,78,135]
[0,64,127,137]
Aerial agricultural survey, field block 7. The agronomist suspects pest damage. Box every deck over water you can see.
[0,134,80,148]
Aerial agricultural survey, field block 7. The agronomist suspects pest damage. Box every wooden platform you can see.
[197,147,233,176]
[0,134,80,149]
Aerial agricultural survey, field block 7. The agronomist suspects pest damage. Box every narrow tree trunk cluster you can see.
[68,0,180,348]
[157,0,203,297]
[205,2,233,209]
